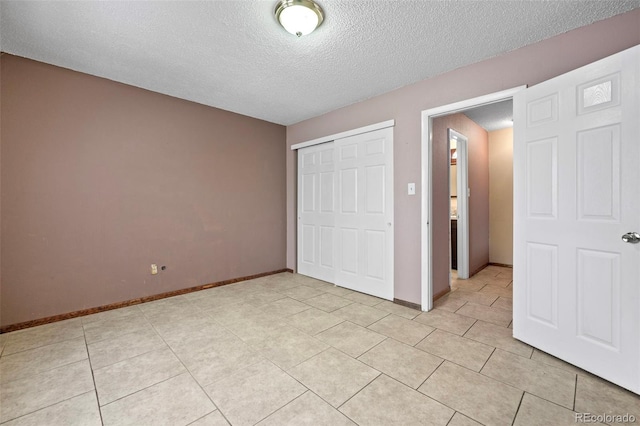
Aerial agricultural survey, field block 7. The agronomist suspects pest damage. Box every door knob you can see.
[621,232,640,244]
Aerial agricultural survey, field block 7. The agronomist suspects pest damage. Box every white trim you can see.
[420,86,526,311]
[291,119,395,150]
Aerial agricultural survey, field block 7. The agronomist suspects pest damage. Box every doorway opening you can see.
[420,86,525,311]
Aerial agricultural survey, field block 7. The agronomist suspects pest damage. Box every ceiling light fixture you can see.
[275,0,324,37]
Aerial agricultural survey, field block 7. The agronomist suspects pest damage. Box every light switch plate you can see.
[408,183,416,195]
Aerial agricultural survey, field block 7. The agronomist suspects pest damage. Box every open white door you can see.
[449,129,469,280]
[513,45,640,393]
[335,127,394,300]
[297,143,336,283]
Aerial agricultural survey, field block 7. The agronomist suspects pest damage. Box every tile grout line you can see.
[380,372,460,425]
[158,288,340,424]
[414,363,482,421]
[103,303,207,382]
[87,340,165,371]
[510,392,526,426]
[474,351,580,411]
[413,342,493,375]
[478,347,496,372]
[452,305,512,328]
[415,357,445,390]
[0,390,98,425]
[412,330,432,349]
[143,318,230,425]
[1,331,85,357]
[250,389,313,425]
[445,411,455,426]
[458,330,534,360]
[0,340,89,386]
[355,336,390,360]
[97,371,190,409]
[256,312,363,419]
[453,301,469,313]
[572,374,578,411]
[461,319,478,337]
[335,370,383,414]
[315,336,380,363]
[82,322,106,426]
[82,312,152,347]
[415,360,507,425]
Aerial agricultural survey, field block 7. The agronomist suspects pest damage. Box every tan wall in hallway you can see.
[489,128,514,265]
[286,10,640,305]
[0,55,286,327]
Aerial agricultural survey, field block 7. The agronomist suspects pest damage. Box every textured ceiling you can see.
[1,1,638,125]
[464,100,513,132]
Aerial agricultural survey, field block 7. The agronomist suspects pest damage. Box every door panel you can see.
[297,127,394,300]
[526,137,557,218]
[577,125,620,220]
[302,174,315,212]
[301,224,315,264]
[526,242,558,327]
[335,127,394,300]
[320,171,334,212]
[576,249,619,348]
[340,228,358,275]
[514,45,639,393]
[319,226,334,268]
[365,230,385,280]
[297,143,336,283]
[340,168,358,213]
[365,165,385,213]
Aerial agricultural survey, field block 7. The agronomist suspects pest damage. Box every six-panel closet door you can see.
[297,127,394,300]
[297,142,336,283]
[334,127,394,300]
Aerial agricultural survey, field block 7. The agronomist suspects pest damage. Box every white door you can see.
[513,45,639,393]
[297,143,336,283]
[335,128,394,300]
[449,129,470,280]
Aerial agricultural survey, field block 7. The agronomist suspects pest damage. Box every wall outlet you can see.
[151,264,158,275]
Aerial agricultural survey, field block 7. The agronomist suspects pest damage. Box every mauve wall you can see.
[0,55,286,327]
[286,10,640,305]
[432,113,489,298]
[0,54,3,316]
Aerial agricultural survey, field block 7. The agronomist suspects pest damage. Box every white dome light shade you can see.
[275,0,324,37]
[280,5,318,36]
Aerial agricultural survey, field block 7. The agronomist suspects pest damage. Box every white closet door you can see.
[297,143,336,282]
[513,45,639,393]
[335,127,394,300]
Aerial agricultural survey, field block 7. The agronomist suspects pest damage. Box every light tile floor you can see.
[1,267,638,425]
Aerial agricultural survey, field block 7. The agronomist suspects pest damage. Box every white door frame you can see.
[291,120,395,151]
[448,129,470,280]
[421,86,526,311]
